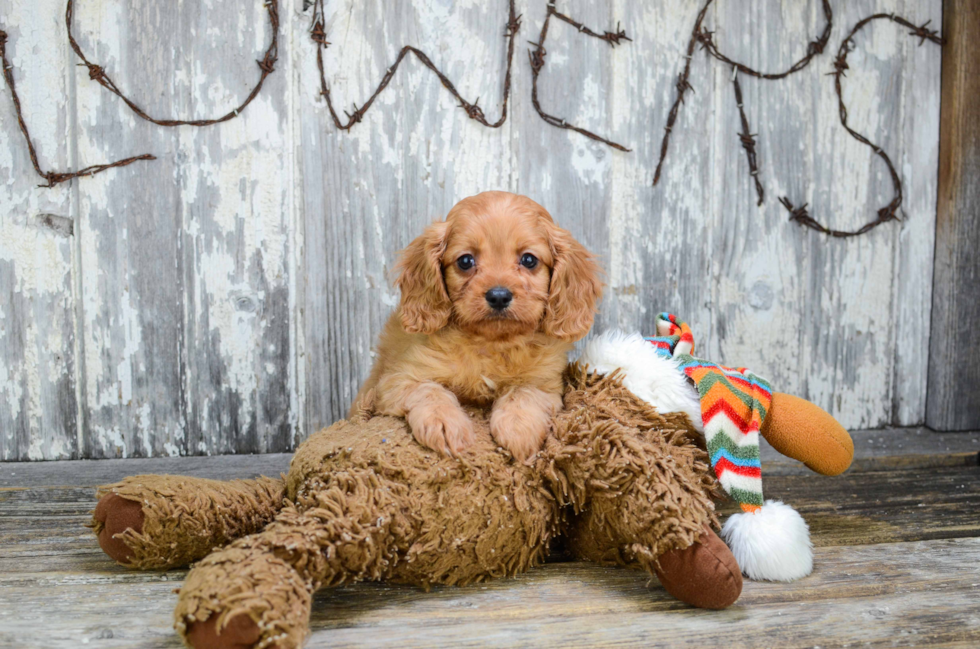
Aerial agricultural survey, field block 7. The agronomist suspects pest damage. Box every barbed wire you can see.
[651,1,712,187]
[0,27,154,188]
[780,14,943,238]
[732,70,764,206]
[528,2,632,151]
[698,1,834,79]
[2,0,944,222]
[310,0,519,130]
[653,0,833,190]
[65,0,280,127]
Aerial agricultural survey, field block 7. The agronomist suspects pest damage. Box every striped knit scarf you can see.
[644,313,772,514]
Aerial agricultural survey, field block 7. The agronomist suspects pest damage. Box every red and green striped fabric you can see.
[645,313,772,513]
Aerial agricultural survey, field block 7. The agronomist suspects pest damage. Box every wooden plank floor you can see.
[1,429,978,648]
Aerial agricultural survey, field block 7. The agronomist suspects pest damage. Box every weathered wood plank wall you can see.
[1,0,78,460]
[928,0,980,431]
[0,0,944,460]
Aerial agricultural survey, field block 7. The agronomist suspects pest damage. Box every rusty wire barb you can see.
[0,26,154,188]
[311,0,519,130]
[529,2,632,152]
[696,0,833,79]
[780,13,944,238]
[654,0,833,190]
[652,0,713,186]
[732,71,763,206]
[65,0,280,127]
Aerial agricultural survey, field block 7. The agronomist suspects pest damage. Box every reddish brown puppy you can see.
[353,191,603,461]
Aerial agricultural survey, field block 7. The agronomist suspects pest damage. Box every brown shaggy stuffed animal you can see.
[92,366,743,649]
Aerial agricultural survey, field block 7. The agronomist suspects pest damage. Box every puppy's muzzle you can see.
[485,287,513,311]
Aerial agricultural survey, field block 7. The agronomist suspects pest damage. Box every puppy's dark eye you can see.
[520,253,538,269]
[456,254,476,271]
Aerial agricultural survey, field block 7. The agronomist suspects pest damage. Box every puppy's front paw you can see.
[407,402,476,457]
[490,389,561,462]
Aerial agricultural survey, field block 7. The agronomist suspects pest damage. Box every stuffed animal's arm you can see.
[760,392,854,476]
[91,474,286,569]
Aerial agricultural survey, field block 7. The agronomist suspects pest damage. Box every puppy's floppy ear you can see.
[542,223,603,341]
[396,221,452,334]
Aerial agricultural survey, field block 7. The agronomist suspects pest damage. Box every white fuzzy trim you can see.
[578,330,703,431]
[721,500,813,582]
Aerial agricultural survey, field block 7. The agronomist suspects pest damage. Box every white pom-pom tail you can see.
[721,500,813,582]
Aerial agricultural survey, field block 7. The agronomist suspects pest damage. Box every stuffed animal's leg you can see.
[761,392,854,475]
[176,470,412,649]
[566,476,742,610]
[174,510,315,649]
[555,369,742,609]
[91,475,286,569]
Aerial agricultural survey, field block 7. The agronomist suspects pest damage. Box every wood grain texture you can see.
[1,0,946,458]
[0,0,79,461]
[1,498,979,647]
[0,450,977,646]
[0,452,293,488]
[1,543,979,648]
[300,0,943,439]
[2,455,976,566]
[760,427,980,474]
[927,0,980,431]
[297,0,521,432]
[71,0,298,459]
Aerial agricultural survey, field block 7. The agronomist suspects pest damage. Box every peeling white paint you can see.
[1,0,943,459]
[0,0,78,460]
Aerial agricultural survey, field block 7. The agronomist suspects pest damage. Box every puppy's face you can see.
[442,195,553,337]
[396,191,602,341]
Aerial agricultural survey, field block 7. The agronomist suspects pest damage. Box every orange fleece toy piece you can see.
[761,392,854,476]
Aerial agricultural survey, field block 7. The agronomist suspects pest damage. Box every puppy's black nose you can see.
[485,287,513,310]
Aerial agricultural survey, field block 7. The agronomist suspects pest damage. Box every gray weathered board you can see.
[0,0,943,460]
[2,443,979,648]
[928,0,980,432]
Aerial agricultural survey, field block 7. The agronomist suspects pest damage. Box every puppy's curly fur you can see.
[352,191,603,461]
